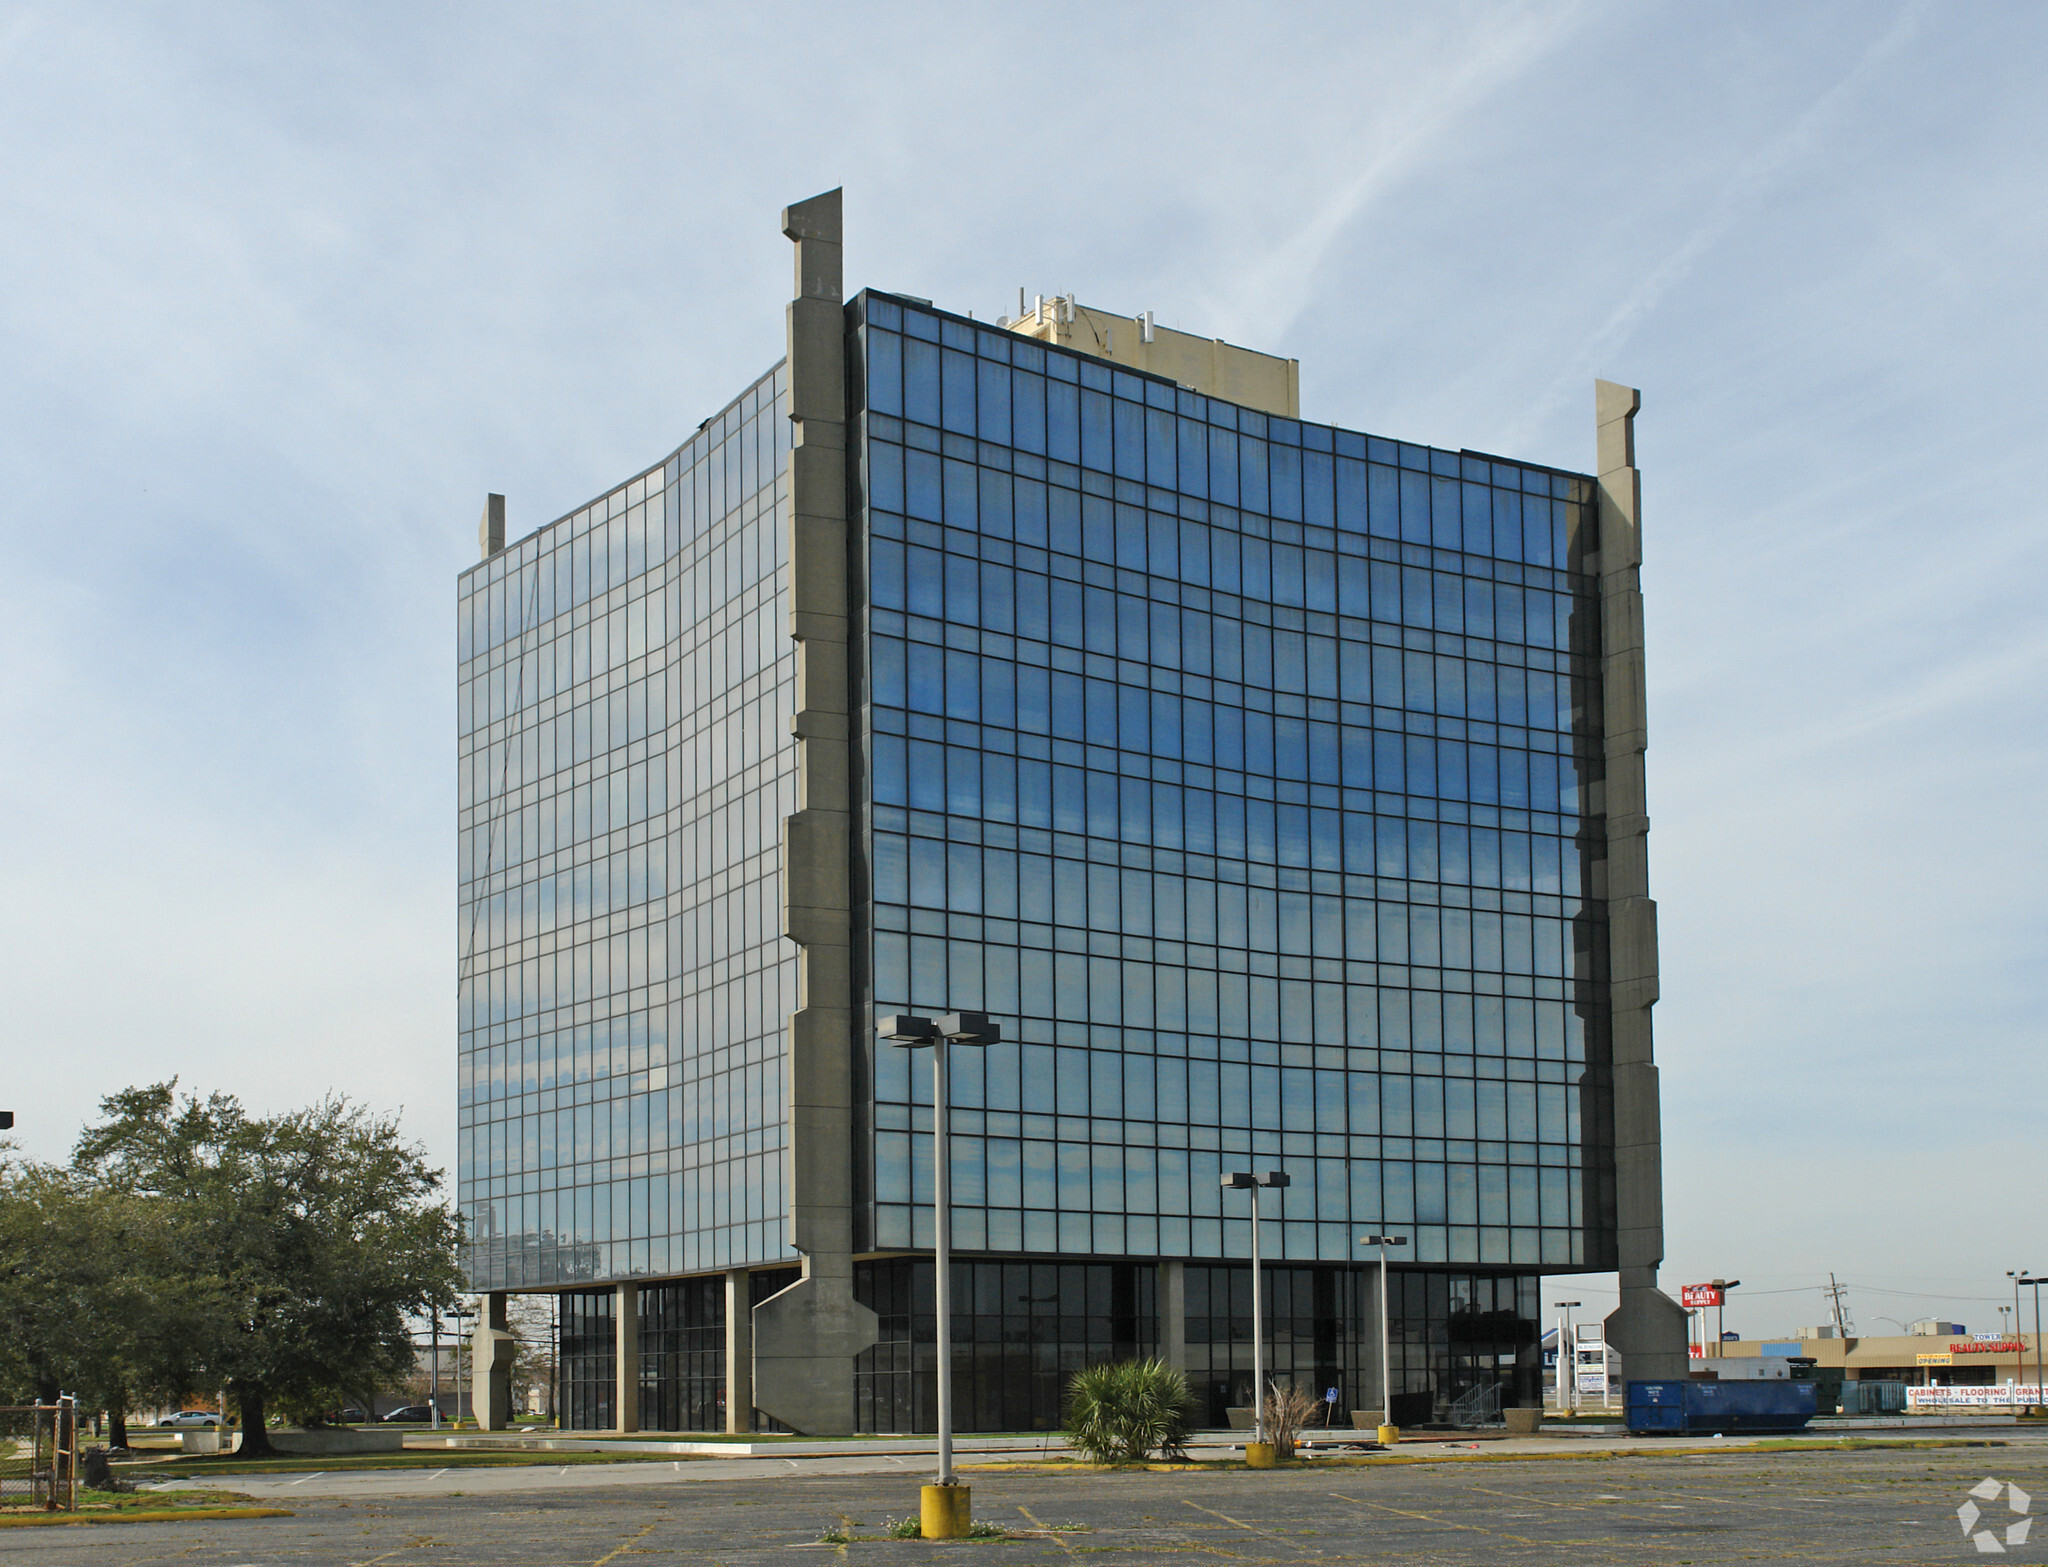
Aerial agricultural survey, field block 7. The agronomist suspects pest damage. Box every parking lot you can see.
[7,1440,2046,1565]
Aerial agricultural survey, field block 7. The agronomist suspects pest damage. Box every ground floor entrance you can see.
[554,1258,1541,1433]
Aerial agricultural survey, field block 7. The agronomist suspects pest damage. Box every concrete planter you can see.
[1503,1408,1542,1435]
[178,1429,236,1454]
[268,1428,406,1455]
[1225,1407,1255,1431]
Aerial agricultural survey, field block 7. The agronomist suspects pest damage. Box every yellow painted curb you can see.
[0,1507,293,1528]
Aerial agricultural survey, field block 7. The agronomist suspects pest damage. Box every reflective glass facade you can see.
[457,364,802,1291]
[462,275,1624,1434]
[855,294,1608,1278]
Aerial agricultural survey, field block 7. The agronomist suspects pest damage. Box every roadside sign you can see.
[1681,1284,1723,1308]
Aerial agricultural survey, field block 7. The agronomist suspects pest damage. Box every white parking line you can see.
[286,1472,326,1486]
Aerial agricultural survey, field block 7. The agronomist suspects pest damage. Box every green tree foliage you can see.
[1062,1358,1200,1463]
[0,1159,209,1440]
[67,1083,462,1455]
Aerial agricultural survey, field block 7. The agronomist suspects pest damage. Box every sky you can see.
[2,1,2043,1343]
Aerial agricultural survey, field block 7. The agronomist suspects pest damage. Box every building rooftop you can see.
[1003,294,1300,418]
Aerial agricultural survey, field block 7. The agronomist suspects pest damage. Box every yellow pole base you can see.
[920,1483,970,1539]
[1244,1441,1277,1468]
[1376,1424,1399,1446]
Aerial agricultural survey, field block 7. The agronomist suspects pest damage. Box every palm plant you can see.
[1063,1358,1200,1463]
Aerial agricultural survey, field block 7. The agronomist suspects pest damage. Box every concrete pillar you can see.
[1158,1261,1186,1372]
[725,1270,753,1435]
[755,185,879,1436]
[614,1282,639,1434]
[478,492,504,560]
[1592,381,1688,1382]
[471,1291,516,1431]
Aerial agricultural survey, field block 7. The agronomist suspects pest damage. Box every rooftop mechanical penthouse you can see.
[454,189,1687,1436]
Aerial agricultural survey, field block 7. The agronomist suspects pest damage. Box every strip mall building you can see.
[1704,1332,2043,1407]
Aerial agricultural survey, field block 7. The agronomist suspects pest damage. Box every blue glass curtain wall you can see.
[854,293,1613,1276]
[457,363,802,1291]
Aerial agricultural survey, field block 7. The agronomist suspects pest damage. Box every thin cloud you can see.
[1218,1,1596,349]
[1501,0,1932,447]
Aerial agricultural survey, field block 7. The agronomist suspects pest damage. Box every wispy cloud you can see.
[1501,0,1932,447]
[1218,2,1597,348]
[1,2,2044,1313]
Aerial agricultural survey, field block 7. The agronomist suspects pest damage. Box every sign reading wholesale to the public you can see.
[1909,1385,2048,1407]
[1681,1284,1723,1308]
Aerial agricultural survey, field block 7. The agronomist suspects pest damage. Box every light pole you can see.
[2019,1277,2045,1413]
[1360,1234,1407,1438]
[878,1011,999,1534]
[2010,1272,2029,1404]
[1710,1279,1741,1358]
[1553,1301,1582,1414]
[1223,1171,1290,1447]
[429,1315,442,1430]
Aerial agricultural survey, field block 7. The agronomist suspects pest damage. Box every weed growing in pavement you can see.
[817,1524,850,1544]
[884,1515,922,1539]
[966,1520,1008,1539]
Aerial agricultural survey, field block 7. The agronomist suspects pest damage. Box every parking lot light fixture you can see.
[1710,1279,1741,1359]
[2018,1276,2045,1411]
[876,1011,997,1499]
[1224,1171,1289,1447]
[1360,1235,1408,1433]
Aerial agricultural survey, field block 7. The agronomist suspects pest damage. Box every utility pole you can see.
[1825,1274,1852,1337]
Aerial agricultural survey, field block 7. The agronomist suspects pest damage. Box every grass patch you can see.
[0,1486,288,1527]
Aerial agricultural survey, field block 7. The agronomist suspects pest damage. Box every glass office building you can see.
[456,365,802,1284]
[457,192,1677,1434]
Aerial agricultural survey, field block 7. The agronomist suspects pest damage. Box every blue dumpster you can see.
[1625,1379,1817,1435]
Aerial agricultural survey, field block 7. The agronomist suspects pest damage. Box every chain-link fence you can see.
[0,1401,79,1511]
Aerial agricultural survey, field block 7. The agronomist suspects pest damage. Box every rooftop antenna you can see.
[1019,286,1026,317]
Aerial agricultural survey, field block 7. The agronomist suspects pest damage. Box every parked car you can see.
[381,1405,433,1423]
[157,1411,219,1428]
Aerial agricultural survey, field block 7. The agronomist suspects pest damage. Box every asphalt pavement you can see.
[11,1434,2044,1564]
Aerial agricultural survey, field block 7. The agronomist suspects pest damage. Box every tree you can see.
[0,1158,208,1442]
[73,1083,462,1456]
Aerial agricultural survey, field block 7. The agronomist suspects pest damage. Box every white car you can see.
[157,1410,220,1428]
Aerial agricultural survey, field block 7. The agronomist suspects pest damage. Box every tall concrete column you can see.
[478,492,505,559]
[754,186,879,1435]
[470,1290,516,1431]
[725,1270,753,1435]
[1158,1261,1187,1373]
[1593,381,1687,1382]
[614,1282,640,1434]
